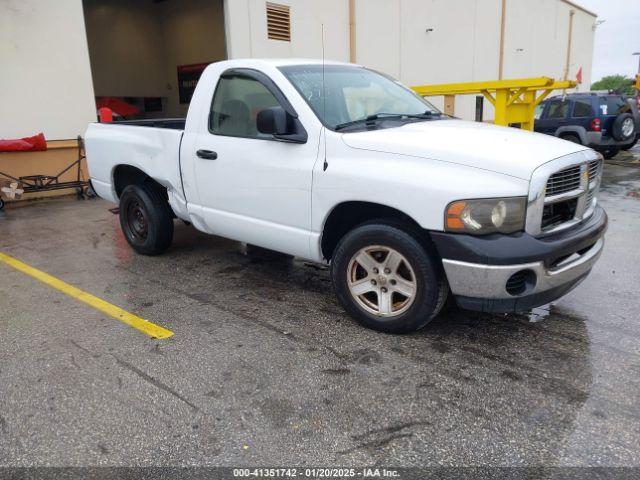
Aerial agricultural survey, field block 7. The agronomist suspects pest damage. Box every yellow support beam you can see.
[412,77,577,131]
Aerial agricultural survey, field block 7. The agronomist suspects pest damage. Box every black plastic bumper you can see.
[430,206,607,313]
[431,206,607,267]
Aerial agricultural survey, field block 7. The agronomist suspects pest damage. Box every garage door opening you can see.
[83,0,227,120]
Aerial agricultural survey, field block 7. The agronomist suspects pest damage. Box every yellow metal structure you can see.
[412,77,577,131]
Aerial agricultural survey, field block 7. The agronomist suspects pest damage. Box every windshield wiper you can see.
[334,111,441,131]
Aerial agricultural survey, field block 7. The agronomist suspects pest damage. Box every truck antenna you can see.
[322,23,328,171]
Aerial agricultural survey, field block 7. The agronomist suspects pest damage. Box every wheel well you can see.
[321,201,424,260]
[557,130,584,144]
[560,132,580,139]
[112,165,166,199]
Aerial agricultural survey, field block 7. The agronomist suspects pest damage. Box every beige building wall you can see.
[356,0,595,121]
[0,0,96,140]
[224,0,350,62]
[1,0,597,138]
[226,0,596,121]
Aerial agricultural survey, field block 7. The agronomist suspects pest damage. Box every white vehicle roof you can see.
[210,58,359,69]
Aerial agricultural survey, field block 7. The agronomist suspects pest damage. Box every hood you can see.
[341,119,589,180]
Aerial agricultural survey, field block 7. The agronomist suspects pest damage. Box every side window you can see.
[600,96,630,116]
[546,100,569,119]
[209,75,280,138]
[534,103,545,120]
[572,99,593,118]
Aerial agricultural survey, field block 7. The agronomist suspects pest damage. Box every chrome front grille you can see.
[526,151,603,237]
[546,165,581,196]
[586,159,600,208]
[588,160,599,180]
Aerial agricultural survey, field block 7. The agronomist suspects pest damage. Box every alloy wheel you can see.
[347,245,417,317]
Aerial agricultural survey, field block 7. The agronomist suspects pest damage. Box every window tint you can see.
[572,99,593,117]
[210,75,280,138]
[599,96,630,116]
[546,100,569,119]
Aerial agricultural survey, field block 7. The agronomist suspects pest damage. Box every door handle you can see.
[196,149,218,160]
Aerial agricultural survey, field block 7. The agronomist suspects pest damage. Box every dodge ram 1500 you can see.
[85,59,607,333]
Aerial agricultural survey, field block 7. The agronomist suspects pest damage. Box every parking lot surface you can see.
[1,158,640,467]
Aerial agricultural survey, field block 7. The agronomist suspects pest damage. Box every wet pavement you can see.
[0,160,639,467]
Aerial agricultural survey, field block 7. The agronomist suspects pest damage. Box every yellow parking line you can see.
[0,252,173,339]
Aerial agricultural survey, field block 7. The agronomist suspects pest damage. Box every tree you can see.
[591,75,635,95]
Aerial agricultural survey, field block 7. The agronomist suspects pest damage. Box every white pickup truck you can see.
[85,59,607,333]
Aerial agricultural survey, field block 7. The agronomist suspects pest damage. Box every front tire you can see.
[119,183,174,255]
[331,221,448,333]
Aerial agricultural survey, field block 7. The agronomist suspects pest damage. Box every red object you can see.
[575,67,583,84]
[99,107,114,123]
[590,118,601,132]
[0,133,47,152]
[95,97,140,117]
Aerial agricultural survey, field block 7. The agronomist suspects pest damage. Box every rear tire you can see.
[620,137,638,151]
[119,183,174,255]
[330,221,448,334]
[601,147,620,160]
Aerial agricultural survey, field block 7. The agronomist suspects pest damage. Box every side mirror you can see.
[257,106,307,143]
[257,106,289,136]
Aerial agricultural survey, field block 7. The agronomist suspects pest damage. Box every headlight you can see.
[445,197,526,235]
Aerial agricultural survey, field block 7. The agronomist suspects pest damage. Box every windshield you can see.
[279,64,440,131]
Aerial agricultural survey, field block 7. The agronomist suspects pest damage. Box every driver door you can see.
[189,70,319,259]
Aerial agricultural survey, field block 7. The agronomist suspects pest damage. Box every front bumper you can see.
[431,206,607,313]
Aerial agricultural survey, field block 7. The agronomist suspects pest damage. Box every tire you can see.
[560,133,582,144]
[612,113,635,142]
[119,183,174,255]
[601,147,620,160]
[330,220,448,334]
[85,181,98,198]
[620,137,638,151]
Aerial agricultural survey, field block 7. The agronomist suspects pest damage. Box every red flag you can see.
[576,67,583,84]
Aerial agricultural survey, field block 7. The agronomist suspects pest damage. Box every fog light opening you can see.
[505,269,537,296]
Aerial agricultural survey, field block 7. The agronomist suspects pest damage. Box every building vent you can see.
[266,2,291,42]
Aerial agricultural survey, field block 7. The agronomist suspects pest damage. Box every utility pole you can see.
[498,0,507,80]
[563,10,575,81]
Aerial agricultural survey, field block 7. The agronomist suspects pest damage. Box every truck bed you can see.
[84,121,188,220]
[112,118,186,130]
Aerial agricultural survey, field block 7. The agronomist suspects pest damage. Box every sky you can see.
[574,0,640,83]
